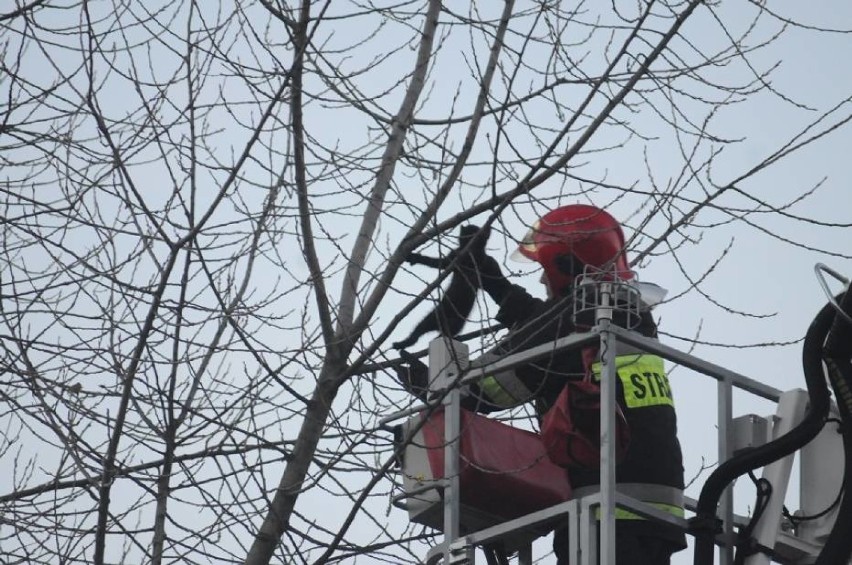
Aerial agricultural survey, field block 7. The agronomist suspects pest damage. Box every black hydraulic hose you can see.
[814,287,852,565]
[692,300,836,565]
[814,360,852,565]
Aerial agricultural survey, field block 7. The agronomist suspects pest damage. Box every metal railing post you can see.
[718,377,734,565]
[429,337,470,563]
[597,282,617,565]
[744,390,810,565]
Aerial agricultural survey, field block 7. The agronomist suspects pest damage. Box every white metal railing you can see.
[383,288,836,565]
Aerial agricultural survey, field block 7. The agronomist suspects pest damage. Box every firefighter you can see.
[397,204,685,564]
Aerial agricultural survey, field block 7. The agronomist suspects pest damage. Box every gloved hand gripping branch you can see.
[476,254,515,307]
[392,225,491,350]
[391,224,515,403]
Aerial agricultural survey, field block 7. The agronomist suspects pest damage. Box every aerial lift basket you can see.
[395,408,572,548]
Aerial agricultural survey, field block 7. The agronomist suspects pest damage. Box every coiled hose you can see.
[691,298,838,565]
[814,287,852,565]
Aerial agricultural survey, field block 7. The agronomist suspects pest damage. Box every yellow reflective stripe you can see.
[592,354,674,409]
[594,502,685,521]
[478,376,518,408]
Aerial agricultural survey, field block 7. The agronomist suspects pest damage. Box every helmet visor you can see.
[511,222,539,262]
[510,219,573,263]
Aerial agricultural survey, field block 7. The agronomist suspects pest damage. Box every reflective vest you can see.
[475,350,537,409]
[475,340,675,411]
[472,339,684,526]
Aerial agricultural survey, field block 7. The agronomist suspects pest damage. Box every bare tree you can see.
[1,1,850,564]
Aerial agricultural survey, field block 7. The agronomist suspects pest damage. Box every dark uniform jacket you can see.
[463,282,686,546]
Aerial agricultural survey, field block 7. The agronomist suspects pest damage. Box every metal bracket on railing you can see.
[446,539,474,565]
[390,482,447,511]
[573,267,641,329]
[377,404,431,433]
[422,535,473,564]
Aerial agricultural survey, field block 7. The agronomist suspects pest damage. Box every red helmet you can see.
[513,204,632,293]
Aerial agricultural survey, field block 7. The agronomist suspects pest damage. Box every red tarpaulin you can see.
[418,408,572,521]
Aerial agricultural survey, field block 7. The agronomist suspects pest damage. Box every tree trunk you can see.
[244,363,342,565]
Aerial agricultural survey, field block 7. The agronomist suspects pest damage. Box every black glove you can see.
[477,255,514,305]
[394,350,429,401]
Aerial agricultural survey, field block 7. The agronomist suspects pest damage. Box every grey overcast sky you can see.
[2,2,852,564]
